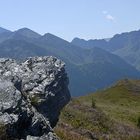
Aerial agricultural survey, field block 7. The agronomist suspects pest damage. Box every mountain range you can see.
[72,30,140,70]
[0,27,140,96]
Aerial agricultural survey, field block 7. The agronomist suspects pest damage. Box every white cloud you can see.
[102,10,115,22]
[106,14,115,21]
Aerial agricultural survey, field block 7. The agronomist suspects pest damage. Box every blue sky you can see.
[0,0,140,41]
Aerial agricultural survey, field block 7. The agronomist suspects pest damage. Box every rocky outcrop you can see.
[0,56,71,140]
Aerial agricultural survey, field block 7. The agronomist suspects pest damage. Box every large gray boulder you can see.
[0,56,70,140]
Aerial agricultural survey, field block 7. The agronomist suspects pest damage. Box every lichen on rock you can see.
[0,56,71,140]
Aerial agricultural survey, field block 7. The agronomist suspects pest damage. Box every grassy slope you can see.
[54,79,140,140]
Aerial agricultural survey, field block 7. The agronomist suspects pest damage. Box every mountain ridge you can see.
[0,27,140,96]
[71,29,140,70]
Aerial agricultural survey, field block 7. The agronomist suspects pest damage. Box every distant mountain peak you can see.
[16,27,34,32]
[42,33,69,44]
[14,28,41,39]
[43,33,58,38]
[43,33,65,41]
[72,37,86,43]
[72,37,108,49]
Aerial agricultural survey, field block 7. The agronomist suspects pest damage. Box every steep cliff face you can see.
[0,56,71,140]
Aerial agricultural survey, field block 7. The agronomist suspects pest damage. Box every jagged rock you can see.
[0,56,70,140]
[0,80,22,112]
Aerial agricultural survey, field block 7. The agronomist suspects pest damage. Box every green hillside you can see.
[55,79,140,140]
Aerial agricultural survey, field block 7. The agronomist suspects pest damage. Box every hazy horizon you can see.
[1,26,140,42]
[0,0,140,41]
